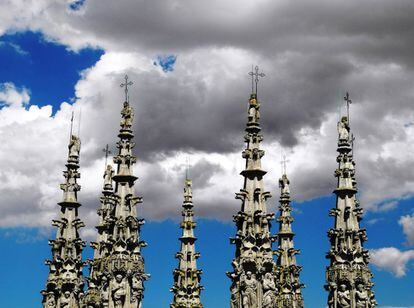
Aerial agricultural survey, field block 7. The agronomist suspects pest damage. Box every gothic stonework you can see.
[84,96,148,308]
[170,178,204,308]
[41,134,86,308]
[227,87,278,308]
[325,101,376,308]
[275,174,304,308]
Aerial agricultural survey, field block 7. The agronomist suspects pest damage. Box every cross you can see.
[120,75,133,102]
[69,110,74,138]
[344,92,352,123]
[280,154,289,175]
[351,133,356,152]
[185,156,190,180]
[248,65,265,96]
[102,144,111,167]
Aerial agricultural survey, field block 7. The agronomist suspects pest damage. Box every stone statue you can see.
[103,165,114,189]
[68,135,81,159]
[262,272,277,308]
[59,291,72,307]
[248,96,260,123]
[241,271,258,308]
[131,274,143,301]
[112,274,127,308]
[121,102,134,129]
[337,284,351,308]
[337,117,350,143]
[101,275,109,307]
[230,281,239,308]
[279,174,290,195]
[45,293,56,307]
[355,284,370,308]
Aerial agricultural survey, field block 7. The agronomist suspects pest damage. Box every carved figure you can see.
[121,102,134,129]
[103,165,114,189]
[241,271,258,308]
[45,293,56,307]
[337,117,350,143]
[230,281,239,308]
[248,96,260,123]
[279,174,290,195]
[131,275,143,301]
[355,284,369,308]
[68,135,81,159]
[262,272,277,308]
[59,291,72,307]
[337,284,351,308]
[101,275,109,307]
[112,274,127,308]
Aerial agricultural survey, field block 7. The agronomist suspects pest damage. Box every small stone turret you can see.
[41,134,86,308]
[325,94,376,308]
[275,173,304,307]
[228,67,278,308]
[170,178,203,308]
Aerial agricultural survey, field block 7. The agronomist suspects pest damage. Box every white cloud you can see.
[0,83,30,108]
[399,214,414,246]
[370,247,414,277]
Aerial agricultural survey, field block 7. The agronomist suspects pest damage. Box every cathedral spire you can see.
[275,169,304,307]
[41,132,86,308]
[228,66,278,308]
[170,177,203,308]
[84,76,148,308]
[325,92,376,308]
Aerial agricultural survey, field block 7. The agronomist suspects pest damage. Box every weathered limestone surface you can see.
[275,174,304,308]
[84,100,148,308]
[170,178,203,308]
[228,92,278,308]
[325,111,376,308]
[41,134,86,308]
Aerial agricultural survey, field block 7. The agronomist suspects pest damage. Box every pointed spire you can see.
[41,133,86,307]
[228,66,278,308]
[170,178,203,308]
[275,172,304,307]
[84,76,148,308]
[325,92,376,307]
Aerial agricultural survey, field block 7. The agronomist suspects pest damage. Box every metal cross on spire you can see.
[120,74,133,103]
[280,153,290,176]
[185,156,190,180]
[248,65,265,96]
[102,144,111,167]
[69,110,74,140]
[344,91,352,123]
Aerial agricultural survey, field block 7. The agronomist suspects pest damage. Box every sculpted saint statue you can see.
[101,276,109,307]
[112,274,127,308]
[230,281,240,308]
[121,102,134,129]
[337,284,351,308]
[262,272,277,308]
[59,291,72,307]
[279,174,290,195]
[241,271,258,308]
[45,293,56,308]
[103,165,114,189]
[131,275,143,301]
[355,284,370,308]
[337,117,350,143]
[248,95,260,123]
[68,135,81,159]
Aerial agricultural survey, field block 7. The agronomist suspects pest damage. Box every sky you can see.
[0,0,414,307]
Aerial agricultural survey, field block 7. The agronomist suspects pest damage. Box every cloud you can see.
[370,247,414,277]
[0,82,30,108]
[399,214,414,246]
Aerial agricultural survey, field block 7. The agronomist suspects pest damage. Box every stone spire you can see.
[275,172,304,307]
[41,133,86,308]
[170,177,203,308]
[228,66,278,308]
[84,77,148,308]
[325,93,376,308]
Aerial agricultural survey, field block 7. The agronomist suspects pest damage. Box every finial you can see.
[344,91,352,123]
[280,153,289,176]
[248,65,265,96]
[185,156,190,180]
[102,144,111,167]
[120,74,133,103]
[69,110,74,140]
[77,106,82,137]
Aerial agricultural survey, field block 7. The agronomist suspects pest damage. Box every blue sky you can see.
[1,2,414,307]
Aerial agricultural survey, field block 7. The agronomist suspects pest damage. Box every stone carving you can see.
[170,179,203,308]
[262,272,277,308]
[41,134,85,307]
[103,164,114,190]
[121,101,134,130]
[325,111,376,307]
[112,274,127,308]
[228,90,279,307]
